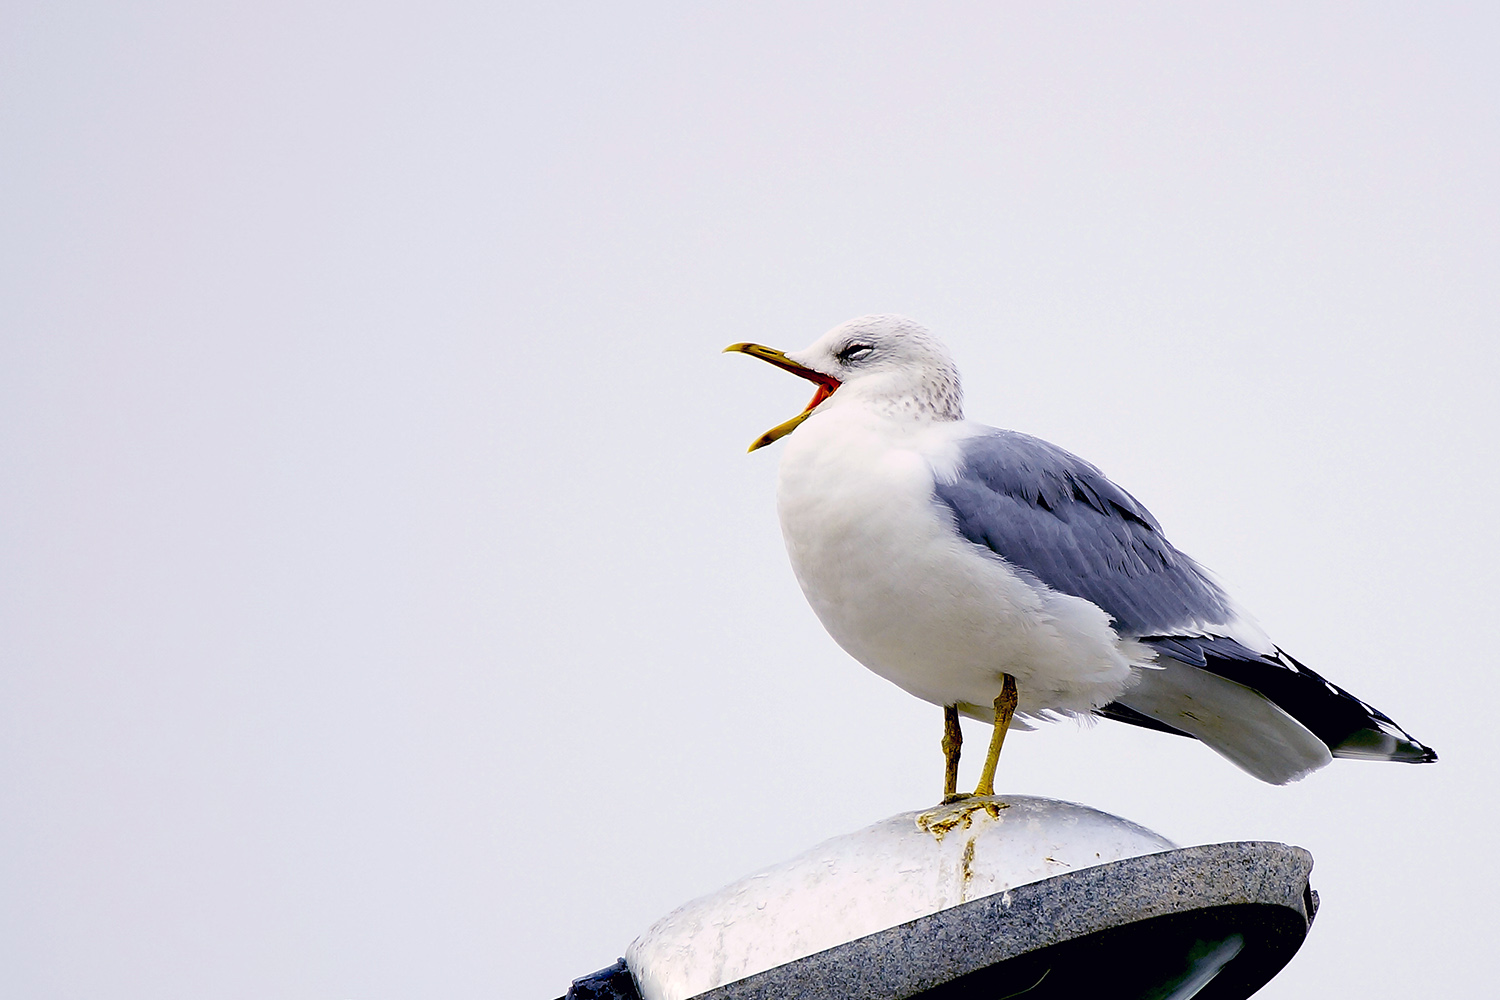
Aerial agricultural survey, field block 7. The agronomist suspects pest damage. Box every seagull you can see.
[726,315,1436,798]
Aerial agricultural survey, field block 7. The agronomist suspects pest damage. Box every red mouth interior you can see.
[798,370,846,413]
[802,376,839,413]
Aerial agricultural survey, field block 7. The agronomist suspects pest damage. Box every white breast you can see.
[775,407,1141,719]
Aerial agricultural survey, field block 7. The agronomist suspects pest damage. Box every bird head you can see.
[725,314,964,451]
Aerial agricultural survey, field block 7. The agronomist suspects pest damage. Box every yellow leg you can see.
[941,705,963,799]
[974,673,1018,797]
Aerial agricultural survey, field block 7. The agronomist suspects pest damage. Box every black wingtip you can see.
[1331,726,1438,764]
[1129,637,1440,766]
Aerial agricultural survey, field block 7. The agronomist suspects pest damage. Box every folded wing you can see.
[933,428,1436,783]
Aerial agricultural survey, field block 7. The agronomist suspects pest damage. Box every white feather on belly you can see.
[776,408,1144,721]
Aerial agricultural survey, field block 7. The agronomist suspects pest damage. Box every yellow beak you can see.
[724,343,842,452]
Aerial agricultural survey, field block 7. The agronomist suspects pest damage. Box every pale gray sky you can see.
[3,3,1496,998]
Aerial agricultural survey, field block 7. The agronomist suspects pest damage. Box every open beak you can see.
[724,342,841,452]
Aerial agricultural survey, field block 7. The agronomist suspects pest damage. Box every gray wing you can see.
[932,429,1439,775]
[931,428,1234,637]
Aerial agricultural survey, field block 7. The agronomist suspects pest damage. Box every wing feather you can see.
[932,429,1233,637]
[932,428,1437,771]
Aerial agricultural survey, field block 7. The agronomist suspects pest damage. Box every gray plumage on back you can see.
[933,429,1235,638]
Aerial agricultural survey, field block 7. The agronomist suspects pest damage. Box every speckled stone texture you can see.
[681,841,1315,1000]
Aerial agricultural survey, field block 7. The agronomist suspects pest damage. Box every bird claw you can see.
[916,795,1010,840]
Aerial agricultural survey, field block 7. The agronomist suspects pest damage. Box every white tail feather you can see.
[1117,661,1333,784]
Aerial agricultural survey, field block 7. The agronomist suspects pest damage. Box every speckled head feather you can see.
[788,314,965,422]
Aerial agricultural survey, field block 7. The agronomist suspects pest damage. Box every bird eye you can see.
[838,343,875,363]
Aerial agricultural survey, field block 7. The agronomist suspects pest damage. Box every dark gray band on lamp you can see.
[564,841,1316,1000]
